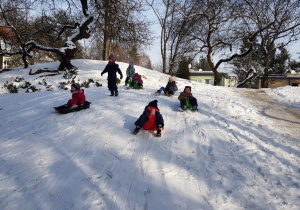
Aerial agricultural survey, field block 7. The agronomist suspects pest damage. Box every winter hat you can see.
[169,75,174,81]
[129,62,134,67]
[108,53,115,61]
[148,100,158,108]
[184,86,191,92]
[133,73,139,77]
[71,83,80,90]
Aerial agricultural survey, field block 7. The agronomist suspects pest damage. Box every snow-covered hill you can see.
[0,59,300,209]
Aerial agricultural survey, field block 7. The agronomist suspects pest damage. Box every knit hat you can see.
[129,62,134,67]
[71,83,80,90]
[148,100,158,109]
[169,75,174,81]
[184,86,191,92]
[133,73,139,77]
[108,53,115,61]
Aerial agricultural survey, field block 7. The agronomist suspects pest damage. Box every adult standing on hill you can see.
[101,54,123,96]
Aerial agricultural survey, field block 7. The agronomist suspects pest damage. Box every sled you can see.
[186,99,192,109]
[179,100,198,112]
[128,78,143,89]
[54,101,91,114]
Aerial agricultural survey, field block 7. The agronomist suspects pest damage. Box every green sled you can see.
[186,100,192,109]
[128,79,142,89]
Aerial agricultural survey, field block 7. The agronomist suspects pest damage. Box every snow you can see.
[1,59,300,209]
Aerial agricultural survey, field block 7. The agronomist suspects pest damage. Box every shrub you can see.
[25,85,40,93]
[95,81,102,87]
[4,82,18,93]
[63,69,78,79]
[58,81,70,90]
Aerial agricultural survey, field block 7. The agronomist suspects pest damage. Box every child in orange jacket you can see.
[133,100,164,137]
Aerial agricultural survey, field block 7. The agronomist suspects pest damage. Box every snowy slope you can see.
[0,59,300,210]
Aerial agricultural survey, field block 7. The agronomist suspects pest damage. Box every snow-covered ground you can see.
[0,59,300,210]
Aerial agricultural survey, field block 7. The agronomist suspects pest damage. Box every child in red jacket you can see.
[67,83,86,109]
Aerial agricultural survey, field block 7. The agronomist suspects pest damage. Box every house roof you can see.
[189,71,230,78]
[258,74,300,79]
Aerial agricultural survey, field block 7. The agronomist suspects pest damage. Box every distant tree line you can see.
[1,0,300,87]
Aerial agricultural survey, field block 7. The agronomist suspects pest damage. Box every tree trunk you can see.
[58,48,77,70]
[213,70,221,86]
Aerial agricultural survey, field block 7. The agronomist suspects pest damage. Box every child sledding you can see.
[125,62,135,86]
[54,83,91,113]
[178,86,198,111]
[101,53,123,96]
[156,75,178,96]
[127,73,143,89]
[133,100,164,137]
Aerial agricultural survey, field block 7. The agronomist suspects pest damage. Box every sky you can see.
[144,9,300,70]
[0,59,300,209]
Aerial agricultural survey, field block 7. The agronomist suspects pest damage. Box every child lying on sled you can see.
[133,100,164,137]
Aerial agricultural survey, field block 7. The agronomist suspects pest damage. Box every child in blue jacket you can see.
[125,62,135,86]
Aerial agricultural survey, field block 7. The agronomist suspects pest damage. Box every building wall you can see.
[190,75,214,85]
[258,77,300,88]
[0,56,8,69]
[190,75,230,86]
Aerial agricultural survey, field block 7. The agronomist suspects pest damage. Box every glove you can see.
[101,72,103,76]
[70,105,78,109]
[120,75,123,79]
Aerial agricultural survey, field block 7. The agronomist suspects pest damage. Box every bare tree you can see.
[0,0,94,70]
[175,0,300,86]
[168,0,200,73]
[91,0,153,61]
[143,0,178,73]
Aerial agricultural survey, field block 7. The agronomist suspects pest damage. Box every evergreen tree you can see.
[177,57,190,79]
[270,47,290,74]
[194,56,211,71]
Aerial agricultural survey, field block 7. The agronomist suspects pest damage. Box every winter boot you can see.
[192,105,198,112]
[155,90,161,96]
[181,105,187,111]
[110,90,114,96]
[115,90,118,96]
[156,125,162,137]
[133,126,141,135]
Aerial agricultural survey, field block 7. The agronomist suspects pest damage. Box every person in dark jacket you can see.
[156,75,178,96]
[101,54,123,96]
[133,100,164,137]
[67,83,86,109]
[178,86,198,111]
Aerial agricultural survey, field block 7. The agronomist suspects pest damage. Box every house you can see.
[189,71,233,87]
[0,26,16,69]
[0,54,8,69]
[257,73,300,89]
